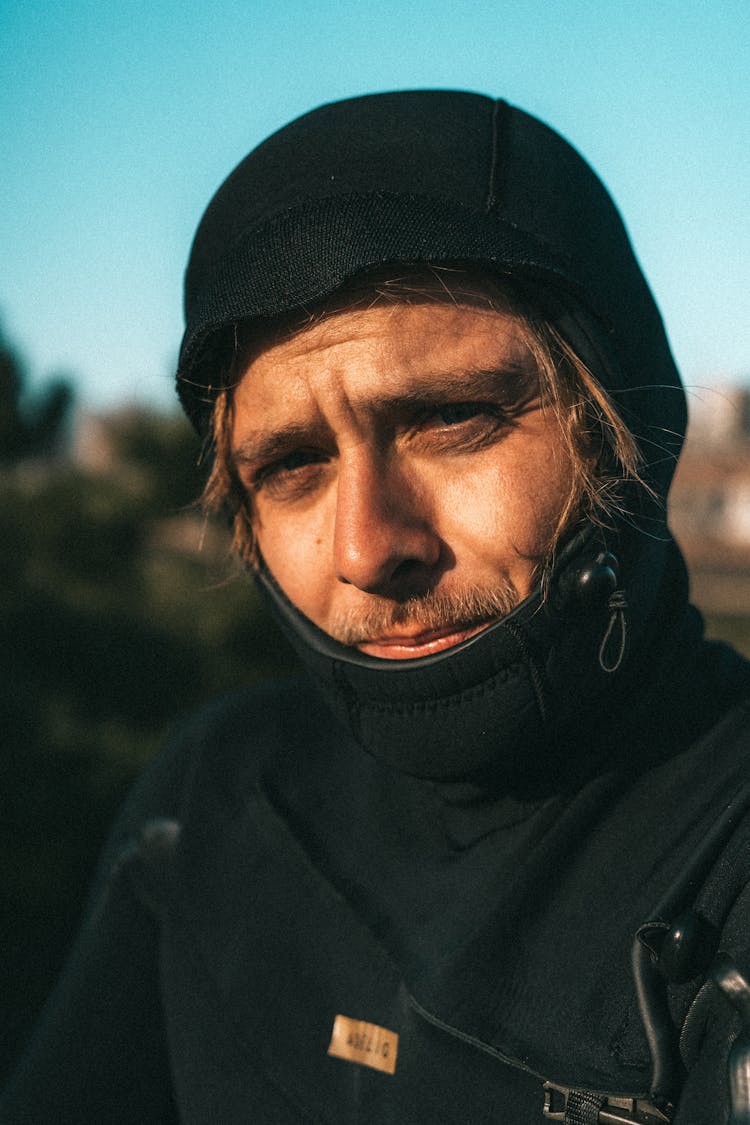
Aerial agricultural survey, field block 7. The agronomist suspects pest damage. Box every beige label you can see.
[327,1014,399,1075]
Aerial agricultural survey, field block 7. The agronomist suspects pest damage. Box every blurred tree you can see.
[0,329,27,460]
[0,327,74,462]
[28,376,75,458]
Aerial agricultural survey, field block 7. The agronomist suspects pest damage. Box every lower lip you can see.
[357,621,493,660]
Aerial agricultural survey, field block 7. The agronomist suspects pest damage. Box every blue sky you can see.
[2,0,749,413]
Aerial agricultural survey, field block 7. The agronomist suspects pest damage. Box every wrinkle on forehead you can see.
[245,300,528,367]
[233,303,534,427]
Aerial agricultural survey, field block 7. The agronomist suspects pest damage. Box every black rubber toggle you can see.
[574,551,619,605]
[657,909,720,984]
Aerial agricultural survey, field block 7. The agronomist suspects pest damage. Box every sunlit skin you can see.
[231,304,574,659]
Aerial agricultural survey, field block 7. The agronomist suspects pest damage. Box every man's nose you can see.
[332,453,441,594]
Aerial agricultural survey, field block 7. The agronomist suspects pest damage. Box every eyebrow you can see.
[232,363,538,467]
[233,425,320,468]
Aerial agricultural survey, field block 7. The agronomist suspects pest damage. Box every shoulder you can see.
[166,673,331,801]
[689,687,750,780]
[655,684,750,797]
[102,675,327,876]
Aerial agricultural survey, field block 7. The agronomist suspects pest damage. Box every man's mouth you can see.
[356,619,495,660]
[329,582,520,659]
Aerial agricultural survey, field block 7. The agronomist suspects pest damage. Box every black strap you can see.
[564,1089,606,1125]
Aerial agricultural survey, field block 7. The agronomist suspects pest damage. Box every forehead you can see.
[232,302,534,426]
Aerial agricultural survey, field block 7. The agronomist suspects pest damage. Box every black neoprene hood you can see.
[176,90,690,779]
[177,89,685,495]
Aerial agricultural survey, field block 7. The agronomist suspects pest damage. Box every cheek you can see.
[438,439,572,561]
[512,446,571,541]
[255,504,334,620]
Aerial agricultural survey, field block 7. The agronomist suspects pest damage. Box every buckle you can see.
[542,1082,673,1123]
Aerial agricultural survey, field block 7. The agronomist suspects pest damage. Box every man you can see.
[4,90,750,1123]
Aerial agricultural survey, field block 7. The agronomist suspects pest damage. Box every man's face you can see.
[231,303,573,659]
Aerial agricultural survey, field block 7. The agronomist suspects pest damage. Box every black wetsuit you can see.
[4,549,750,1122]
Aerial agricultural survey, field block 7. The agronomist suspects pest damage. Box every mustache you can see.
[329,582,521,646]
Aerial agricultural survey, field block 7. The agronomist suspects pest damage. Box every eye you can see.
[433,402,494,426]
[253,449,328,498]
[409,400,513,456]
[266,450,321,475]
